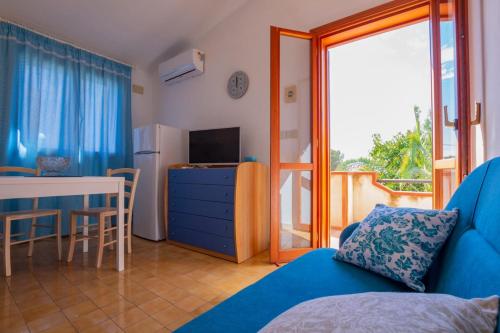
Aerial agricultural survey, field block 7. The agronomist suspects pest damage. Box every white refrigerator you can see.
[133,124,187,241]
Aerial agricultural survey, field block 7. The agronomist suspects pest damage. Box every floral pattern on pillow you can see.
[335,204,459,291]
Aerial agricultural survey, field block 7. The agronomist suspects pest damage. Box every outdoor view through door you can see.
[329,21,433,248]
[270,0,469,263]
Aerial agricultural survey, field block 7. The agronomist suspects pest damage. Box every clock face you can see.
[227,71,249,99]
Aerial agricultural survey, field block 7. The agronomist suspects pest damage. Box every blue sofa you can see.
[177,158,500,333]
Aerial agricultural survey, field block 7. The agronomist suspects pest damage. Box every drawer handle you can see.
[224,192,229,197]
[225,209,229,213]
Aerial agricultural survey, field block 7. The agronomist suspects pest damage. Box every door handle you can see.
[443,105,458,130]
[471,102,481,125]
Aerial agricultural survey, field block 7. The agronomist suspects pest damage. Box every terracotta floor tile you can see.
[45,286,81,301]
[17,294,55,312]
[26,311,70,333]
[187,283,221,302]
[1,237,277,332]
[100,298,135,317]
[173,294,206,313]
[40,322,77,333]
[63,300,98,321]
[157,288,191,304]
[12,288,47,303]
[190,302,214,317]
[89,292,123,308]
[0,313,29,332]
[81,319,122,333]
[150,306,189,327]
[0,321,30,333]
[55,293,89,309]
[124,290,157,305]
[210,293,231,305]
[123,317,164,333]
[138,297,172,314]
[0,301,21,319]
[111,307,148,329]
[21,302,60,323]
[71,308,109,331]
[165,312,193,331]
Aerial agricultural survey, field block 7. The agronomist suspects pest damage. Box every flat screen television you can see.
[189,127,240,164]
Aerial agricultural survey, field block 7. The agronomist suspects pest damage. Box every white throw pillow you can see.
[259,292,499,333]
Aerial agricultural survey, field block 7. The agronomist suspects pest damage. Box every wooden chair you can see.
[0,166,62,276]
[67,168,140,268]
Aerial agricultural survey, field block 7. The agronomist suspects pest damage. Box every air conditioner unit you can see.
[159,49,204,85]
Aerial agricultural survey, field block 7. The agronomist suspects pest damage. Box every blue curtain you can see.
[0,21,132,236]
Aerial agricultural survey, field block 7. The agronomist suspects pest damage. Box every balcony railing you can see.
[330,171,432,231]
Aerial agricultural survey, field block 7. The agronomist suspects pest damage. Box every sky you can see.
[328,21,432,160]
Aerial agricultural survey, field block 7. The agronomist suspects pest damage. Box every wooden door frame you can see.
[310,0,470,246]
[430,0,470,208]
[269,0,471,257]
[270,27,319,263]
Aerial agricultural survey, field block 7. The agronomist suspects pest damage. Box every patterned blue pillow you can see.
[335,204,459,291]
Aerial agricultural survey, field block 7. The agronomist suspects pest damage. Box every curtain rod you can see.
[0,16,134,68]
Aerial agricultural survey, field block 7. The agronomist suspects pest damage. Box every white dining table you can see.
[0,176,125,271]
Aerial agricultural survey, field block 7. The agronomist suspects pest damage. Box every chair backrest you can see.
[0,166,41,208]
[428,158,500,332]
[106,168,141,217]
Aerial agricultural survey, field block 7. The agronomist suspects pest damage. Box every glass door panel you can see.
[440,1,458,160]
[280,36,312,164]
[270,27,318,263]
[280,170,312,249]
[431,0,461,208]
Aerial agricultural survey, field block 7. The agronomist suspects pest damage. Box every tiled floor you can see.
[0,237,278,332]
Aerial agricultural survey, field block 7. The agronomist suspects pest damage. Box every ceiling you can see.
[0,0,249,69]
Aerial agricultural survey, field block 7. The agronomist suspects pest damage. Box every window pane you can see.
[440,1,458,159]
[279,35,311,163]
[280,170,312,249]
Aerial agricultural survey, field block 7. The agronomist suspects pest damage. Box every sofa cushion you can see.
[430,158,500,333]
[175,249,409,333]
[335,204,458,291]
[260,292,499,333]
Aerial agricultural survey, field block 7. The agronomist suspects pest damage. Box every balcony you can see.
[330,171,432,247]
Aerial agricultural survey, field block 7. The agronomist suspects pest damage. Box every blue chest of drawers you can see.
[166,163,270,263]
[168,167,237,257]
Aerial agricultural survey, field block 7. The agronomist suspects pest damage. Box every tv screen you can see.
[189,127,240,164]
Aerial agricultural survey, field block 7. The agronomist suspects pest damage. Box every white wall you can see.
[131,68,156,128]
[154,0,500,164]
[154,0,388,165]
[480,0,500,159]
[468,0,500,163]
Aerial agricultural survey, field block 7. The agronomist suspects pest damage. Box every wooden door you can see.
[270,27,319,263]
[430,0,469,208]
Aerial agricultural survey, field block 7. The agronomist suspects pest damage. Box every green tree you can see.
[330,149,345,171]
[331,106,432,192]
[368,106,432,191]
[397,106,432,179]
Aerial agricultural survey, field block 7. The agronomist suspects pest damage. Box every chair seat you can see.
[0,209,59,220]
[71,207,129,217]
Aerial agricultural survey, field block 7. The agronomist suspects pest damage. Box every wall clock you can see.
[227,71,249,99]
